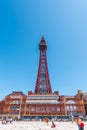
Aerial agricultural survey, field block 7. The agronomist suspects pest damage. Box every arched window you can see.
[66,100,76,104]
[10,100,20,104]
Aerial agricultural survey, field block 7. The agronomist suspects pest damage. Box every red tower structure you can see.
[35,36,52,94]
[0,37,85,119]
[0,37,86,120]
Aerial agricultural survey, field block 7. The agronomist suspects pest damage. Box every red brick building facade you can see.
[0,91,85,119]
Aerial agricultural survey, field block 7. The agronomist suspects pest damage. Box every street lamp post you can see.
[70,112,74,123]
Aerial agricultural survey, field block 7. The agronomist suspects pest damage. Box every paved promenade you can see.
[0,121,87,130]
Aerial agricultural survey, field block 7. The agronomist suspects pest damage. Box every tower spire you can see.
[34,36,52,94]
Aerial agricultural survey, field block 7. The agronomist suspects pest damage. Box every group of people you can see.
[2,118,13,124]
[45,117,56,128]
[45,117,85,129]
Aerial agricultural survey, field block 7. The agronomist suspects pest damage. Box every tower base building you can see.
[0,91,85,119]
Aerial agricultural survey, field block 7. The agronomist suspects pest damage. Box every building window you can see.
[66,106,69,111]
[26,106,29,112]
[52,107,56,112]
[36,107,40,112]
[42,107,45,112]
[31,107,35,112]
[57,107,60,111]
[47,107,51,112]
[70,105,73,111]
[66,100,76,104]
[10,100,20,104]
[73,105,76,110]
[10,106,20,110]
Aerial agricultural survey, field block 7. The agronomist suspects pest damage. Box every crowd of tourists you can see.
[1,118,13,124]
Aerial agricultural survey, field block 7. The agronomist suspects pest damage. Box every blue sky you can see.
[0,0,87,100]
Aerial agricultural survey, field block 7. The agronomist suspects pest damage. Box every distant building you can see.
[0,37,85,119]
[76,90,87,115]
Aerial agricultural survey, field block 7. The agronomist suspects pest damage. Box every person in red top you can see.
[45,118,49,125]
[75,117,84,130]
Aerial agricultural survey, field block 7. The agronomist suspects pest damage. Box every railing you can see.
[26,102,60,104]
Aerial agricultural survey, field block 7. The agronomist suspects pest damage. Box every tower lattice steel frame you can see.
[34,36,52,94]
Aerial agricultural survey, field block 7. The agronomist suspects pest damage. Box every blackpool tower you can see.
[34,36,52,94]
[0,37,85,118]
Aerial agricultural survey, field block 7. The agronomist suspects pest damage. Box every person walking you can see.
[45,117,49,125]
[51,121,56,128]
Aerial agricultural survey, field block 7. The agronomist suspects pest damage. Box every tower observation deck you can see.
[34,36,52,94]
